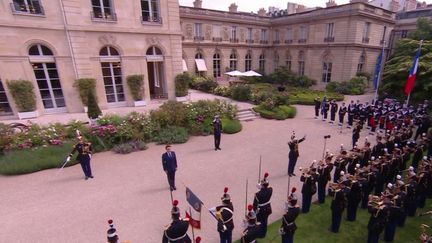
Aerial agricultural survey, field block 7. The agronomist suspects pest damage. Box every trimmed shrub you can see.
[294,76,317,87]
[150,101,188,128]
[73,78,97,106]
[230,85,251,101]
[190,76,218,93]
[254,104,297,120]
[87,91,102,119]
[280,105,297,118]
[213,86,231,97]
[155,126,189,144]
[221,119,242,134]
[126,74,144,101]
[274,109,289,120]
[326,76,367,95]
[6,80,36,112]
[112,140,147,154]
[175,73,192,97]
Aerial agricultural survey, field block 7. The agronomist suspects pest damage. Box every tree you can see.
[409,17,432,41]
[87,91,102,119]
[379,39,432,103]
[269,66,296,86]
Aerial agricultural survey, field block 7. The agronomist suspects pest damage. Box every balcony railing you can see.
[142,15,162,24]
[324,37,335,42]
[273,40,280,44]
[298,39,307,43]
[285,39,293,44]
[194,36,204,41]
[246,39,255,44]
[212,37,222,42]
[10,2,44,15]
[230,38,239,43]
[362,37,370,44]
[260,40,269,44]
[91,11,117,22]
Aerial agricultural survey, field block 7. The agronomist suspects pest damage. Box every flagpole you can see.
[189,207,196,243]
[374,26,387,102]
[244,179,248,217]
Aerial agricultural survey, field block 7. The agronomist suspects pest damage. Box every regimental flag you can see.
[405,41,423,96]
[185,187,203,229]
[373,50,384,90]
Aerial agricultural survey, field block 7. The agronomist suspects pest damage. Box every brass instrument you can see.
[420,224,431,243]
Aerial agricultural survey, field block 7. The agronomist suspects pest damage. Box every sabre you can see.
[244,179,248,217]
[258,155,262,183]
[55,156,71,177]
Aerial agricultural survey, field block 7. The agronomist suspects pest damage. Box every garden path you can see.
[0,93,373,243]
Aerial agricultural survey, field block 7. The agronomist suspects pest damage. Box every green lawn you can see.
[0,141,77,175]
[235,198,432,243]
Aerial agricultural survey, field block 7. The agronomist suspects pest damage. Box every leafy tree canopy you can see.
[409,17,432,40]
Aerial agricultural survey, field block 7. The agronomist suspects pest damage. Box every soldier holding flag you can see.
[163,200,191,243]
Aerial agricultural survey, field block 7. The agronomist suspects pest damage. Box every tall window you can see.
[325,23,334,42]
[213,25,221,40]
[274,30,280,43]
[261,29,267,42]
[91,0,115,20]
[141,0,160,22]
[362,22,371,43]
[299,26,307,42]
[245,52,252,71]
[259,54,265,73]
[322,62,332,83]
[231,26,237,40]
[274,53,279,69]
[213,53,221,78]
[247,28,253,41]
[0,79,12,115]
[29,44,66,110]
[100,46,125,103]
[357,53,366,73]
[195,23,203,39]
[286,28,293,42]
[298,51,305,76]
[195,52,204,75]
[286,52,292,71]
[11,0,43,15]
[229,52,237,71]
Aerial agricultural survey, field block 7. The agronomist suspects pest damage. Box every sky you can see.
[178,0,432,12]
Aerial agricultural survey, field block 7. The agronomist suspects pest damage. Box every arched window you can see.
[195,52,203,59]
[357,52,366,73]
[245,52,252,71]
[213,52,221,78]
[146,46,163,55]
[285,51,292,71]
[259,54,265,73]
[322,51,332,83]
[195,51,205,76]
[229,51,237,71]
[146,46,166,97]
[29,44,66,111]
[100,46,125,104]
[298,51,305,76]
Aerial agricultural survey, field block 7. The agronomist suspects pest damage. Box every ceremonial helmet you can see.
[196,237,202,243]
[288,187,298,205]
[260,172,270,187]
[221,187,231,203]
[107,219,119,243]
[171,200,180,219]
[246,205,257,224]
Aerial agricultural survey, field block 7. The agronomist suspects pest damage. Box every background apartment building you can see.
[0,0,182,118]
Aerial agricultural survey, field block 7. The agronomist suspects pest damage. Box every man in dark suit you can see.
[213,115,223,151]
[162,145,178,191]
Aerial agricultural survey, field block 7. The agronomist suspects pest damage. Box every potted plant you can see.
[73,78,97,112]
[6,80,38,119]
[87,90,102,124]
[175,73,191,102]
[126,74,146,106]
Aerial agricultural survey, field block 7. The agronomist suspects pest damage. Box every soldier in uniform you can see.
[288,133,306,176]
[347,100,356,128]
[346,174,361,221]
[330,100,338,124]
[107,219,118,243]
[367,196,389,243]
[314,96,321,119]
[329,182,347,233]
[68,135,93,180]
[321,97,330,121]
[338,102,347,126]
[317,157,333,204]
[241,205,261,243]
[216,187,234,243]
[280,187,300,243]
[300,166,318,213]
[163,200,191,243]
[253,172,273,238]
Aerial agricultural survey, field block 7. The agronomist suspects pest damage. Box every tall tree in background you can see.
[379,18,432,103]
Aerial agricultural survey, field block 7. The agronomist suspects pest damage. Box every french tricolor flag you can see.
[404,41,423,96]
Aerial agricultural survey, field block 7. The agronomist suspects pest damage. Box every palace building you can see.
[0,0,398,119]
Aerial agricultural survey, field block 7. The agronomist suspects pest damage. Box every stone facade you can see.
[180,2,396,89]
[0,0,182,118]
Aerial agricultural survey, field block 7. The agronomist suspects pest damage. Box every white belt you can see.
[220,208,234,224]
[164,231,187,242]
[258,201,271,207]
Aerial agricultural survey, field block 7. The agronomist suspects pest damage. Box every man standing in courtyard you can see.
[162,145,177,191]
[213,115,223,151]
[68,135,93,180]
[288,133,306,176]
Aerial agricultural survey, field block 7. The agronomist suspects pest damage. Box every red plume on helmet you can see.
[291,187,296,193]
[247,204,253,211]
[221,187,231,202]
[264,172,269,178]
[224,187,228,193]
[173,200,179,206]
[196,236,202,243]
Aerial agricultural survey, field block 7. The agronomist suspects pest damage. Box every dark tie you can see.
[168,152,172,158]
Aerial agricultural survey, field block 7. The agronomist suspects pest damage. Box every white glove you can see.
[66,156,71,162]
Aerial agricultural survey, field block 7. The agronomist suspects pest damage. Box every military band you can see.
[253,172,273,238]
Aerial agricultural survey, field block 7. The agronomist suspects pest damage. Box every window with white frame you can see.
[322,62,332,83]
[11,0,43,15]
[274,52,279,69]
[357,53,366,73]
[261,29,267,41]
[274,30,280,42]
[229,52,237,71]
[286,28,293,41]
[0,79,12,115]
[259,54,265,73]
[100,46,125,103]
[245,52,252,71]
[363,22,371,42]
[213,53,221,78]
[247,28,253,41]
[195,52,204,75]
[325,23,334,41]
[231,26,237,41]
[141,0,160,22]
[298,51,305,76]
[91,0,115,20]
[286,52,292,71]
[195,23,203,38]
[213,25,221,38]
[299,26,307,41]
[29,44,66,110]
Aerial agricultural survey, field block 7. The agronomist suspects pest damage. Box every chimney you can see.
[229,3,238,13]
[193,0,202,8]
[350,0,368,3]
[295,5,306,13]
[389,0,400,12]
[258,8,267,16]
[326,0,337,7]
